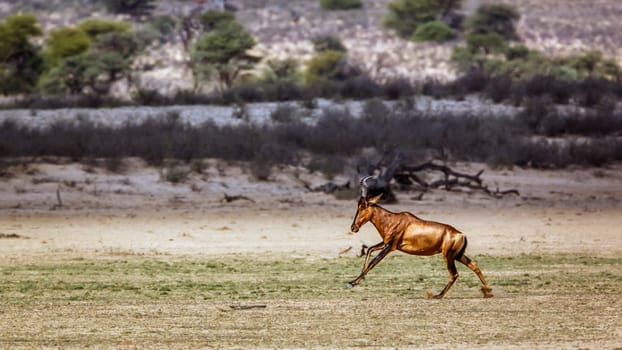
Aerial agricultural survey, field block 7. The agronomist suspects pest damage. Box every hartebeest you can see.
[348,176,493,299]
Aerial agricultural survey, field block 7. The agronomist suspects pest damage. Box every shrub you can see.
[505,44,530,61]
[305,50,343,82]
[383,0,460,38]
[2,106,622,170]
[382,78,416,100]
[199,10,236,31]
[76,19,130,38]
[270,104,301,123]
[466,32,507,54]
[312,35,347,52]
[467,4,520,40]
[484,75,513,103]
[412,20,454,42]
[319,0,363,10]
[262,58,301,84]
[518,96,557,133]
[263,80,305,101]
[305,50,361,83]
[339,76,381,99]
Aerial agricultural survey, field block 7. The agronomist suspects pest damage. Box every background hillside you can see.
[2,0,621,94]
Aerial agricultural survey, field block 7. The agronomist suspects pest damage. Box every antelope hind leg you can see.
[427,254,459,299]
[458,255,493,298]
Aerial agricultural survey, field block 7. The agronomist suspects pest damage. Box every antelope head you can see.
[350,176,382,233]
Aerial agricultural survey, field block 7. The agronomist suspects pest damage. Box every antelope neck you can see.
[369,205,394,240]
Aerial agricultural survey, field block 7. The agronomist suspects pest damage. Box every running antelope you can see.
[348,176,493,299]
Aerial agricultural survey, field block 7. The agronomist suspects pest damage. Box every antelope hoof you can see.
[481,286,494,298]
[346,280,360,288]
[426,290,443,299]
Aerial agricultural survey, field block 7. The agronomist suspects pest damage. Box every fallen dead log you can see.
[221,194,256,203]
[395,161,519,198]
[313,156,519,201]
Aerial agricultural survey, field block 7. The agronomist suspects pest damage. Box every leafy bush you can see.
[199,10,236,31]
[312,35,347,53]
[76,19,130,38]
[412,20,454,42]
[467,4,520,40]
[384,0,460,38]
[305,50,361,83]
[319,0,363,10]
[261,58,301,84]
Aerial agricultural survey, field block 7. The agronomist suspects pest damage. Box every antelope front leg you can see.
[360,241,385,268]
[346,242,392,288]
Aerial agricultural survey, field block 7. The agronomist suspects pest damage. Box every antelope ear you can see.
[368,193,383,204]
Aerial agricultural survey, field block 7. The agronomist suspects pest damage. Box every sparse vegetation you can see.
[0,253,620,347]
[319,0,363,11]
[2,103,621,170]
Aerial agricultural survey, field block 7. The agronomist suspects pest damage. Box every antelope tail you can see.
[456,236,468,260]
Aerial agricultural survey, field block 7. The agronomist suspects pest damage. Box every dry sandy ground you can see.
[1,160,622,260]
[1,160,622,349]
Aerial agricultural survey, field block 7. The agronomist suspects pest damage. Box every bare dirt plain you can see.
[1,159,621,349]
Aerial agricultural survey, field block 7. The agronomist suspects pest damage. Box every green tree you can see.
[45,27,92,67]
[77,19,130,38]
[383,0,461,38]
[0,13,43,94]
[40,49,130,95]
[412,20,454,42]
[93,31,141,58]
[191,21,258,90]
[40,21,142,95]
[467,4,520,40]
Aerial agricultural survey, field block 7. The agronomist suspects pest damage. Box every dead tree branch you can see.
[395,161,519,198]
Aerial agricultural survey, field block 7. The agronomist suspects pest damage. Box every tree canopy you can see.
[383,0,462,38]
[0,13,43,94]
[191,21,258,90]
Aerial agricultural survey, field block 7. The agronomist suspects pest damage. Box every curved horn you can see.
[360,175,373,198]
